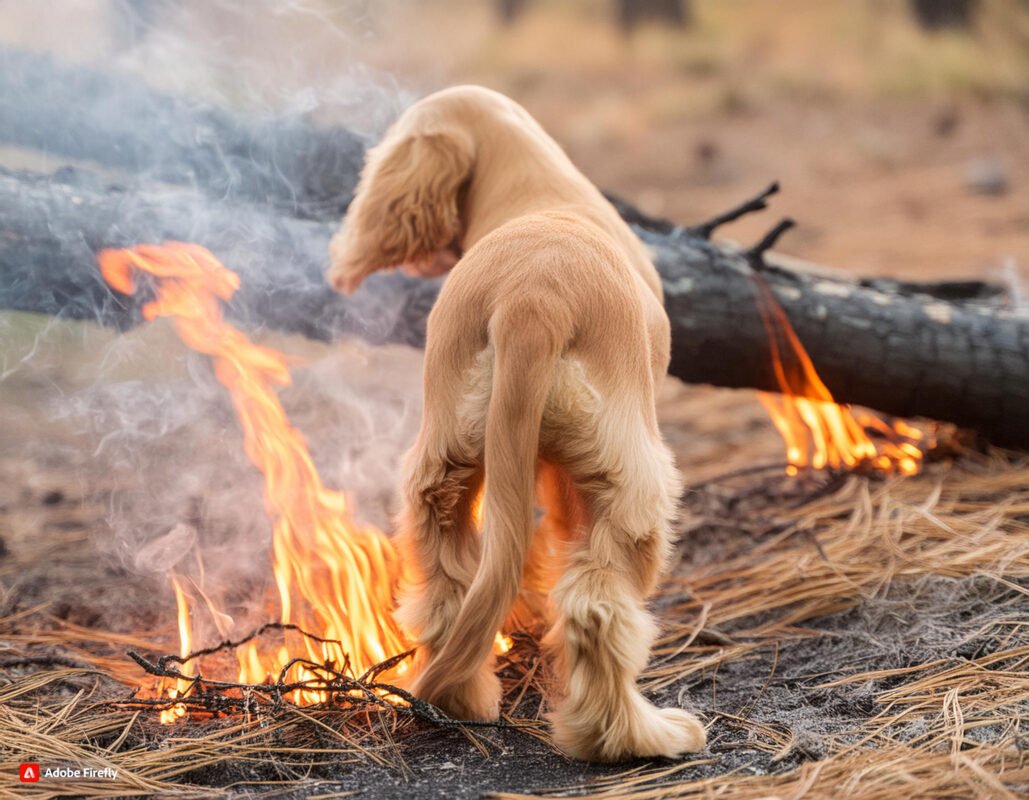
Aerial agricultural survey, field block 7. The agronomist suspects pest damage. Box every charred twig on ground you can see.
[121,628,537,730]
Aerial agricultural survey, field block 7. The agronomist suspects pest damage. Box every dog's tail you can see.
[417,303,567,696]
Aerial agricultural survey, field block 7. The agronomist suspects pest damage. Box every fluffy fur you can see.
[327,86,705,762]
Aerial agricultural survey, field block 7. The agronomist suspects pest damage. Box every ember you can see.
[99,243,409,718]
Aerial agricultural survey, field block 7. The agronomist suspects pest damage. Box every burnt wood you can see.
[0,168,438,347]
[2,167,1027,448]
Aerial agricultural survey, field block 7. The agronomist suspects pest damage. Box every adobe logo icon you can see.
[19,763,40,783]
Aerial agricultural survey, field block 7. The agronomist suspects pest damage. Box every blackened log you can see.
[646,227,1029,448]
[2,168,1028,448]
[0,168,438,347]
[0,48,367,222]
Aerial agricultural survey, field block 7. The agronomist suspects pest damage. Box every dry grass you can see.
[0,639,418,798]
[2,448,1027,797]
[0,666,406,798]
[649,455,1029,689]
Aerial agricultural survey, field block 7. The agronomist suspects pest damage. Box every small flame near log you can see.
[98,242,922,724]
[752,278,925,476]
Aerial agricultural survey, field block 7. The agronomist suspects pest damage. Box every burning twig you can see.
[144,621,357,675]
[121,634,534,730]
[98,242,419,721]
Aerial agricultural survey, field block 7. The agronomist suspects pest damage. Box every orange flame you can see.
[752,278,923,476]
[158,574,192,724]
[99,243,409,717]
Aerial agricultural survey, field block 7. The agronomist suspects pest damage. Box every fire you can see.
[753,278,923,476]
[158,575,192,724]
[99,243,409,717]
[97,240,915,724]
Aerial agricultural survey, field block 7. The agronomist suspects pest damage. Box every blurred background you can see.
[1,0,1027,283]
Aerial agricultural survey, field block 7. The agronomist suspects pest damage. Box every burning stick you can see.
[158,575,192,724]
[119,626,535,730]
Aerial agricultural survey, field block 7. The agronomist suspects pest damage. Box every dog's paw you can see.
[642,708,707,758]
[412,665,501,722]
[552,702,706,762]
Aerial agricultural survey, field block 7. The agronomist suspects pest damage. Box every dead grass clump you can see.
[649,455,1029,689]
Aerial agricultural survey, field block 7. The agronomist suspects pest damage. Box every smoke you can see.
[24,322,425,636]
[0,0,412,135]
[0,0,427,640]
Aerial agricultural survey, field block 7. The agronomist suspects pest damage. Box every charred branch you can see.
[122,625,530,728]
[687,182,781,241]
[744,218,796,270]
[2,167,1028,448]
[649,228,1029,449]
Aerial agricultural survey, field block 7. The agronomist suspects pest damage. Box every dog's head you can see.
[327,121,475,295]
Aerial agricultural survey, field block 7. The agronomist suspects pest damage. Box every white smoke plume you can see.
[0,0,427,642]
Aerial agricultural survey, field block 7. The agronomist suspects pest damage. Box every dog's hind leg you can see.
[409,311,565,722]
[546,415,706,761]
[393,440,482,690]
[505,461,580,634]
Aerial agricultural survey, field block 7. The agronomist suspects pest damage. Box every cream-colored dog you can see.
[326,86,705,762]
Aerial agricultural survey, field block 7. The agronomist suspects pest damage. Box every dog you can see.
[326,86,705,762]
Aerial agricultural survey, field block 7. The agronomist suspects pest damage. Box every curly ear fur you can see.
[328,127,474,293]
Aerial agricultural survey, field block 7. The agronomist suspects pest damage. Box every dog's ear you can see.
[327,125,474,294]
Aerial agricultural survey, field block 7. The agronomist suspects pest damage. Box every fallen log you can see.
[0,168,437,347]
[3,168,1027,447]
